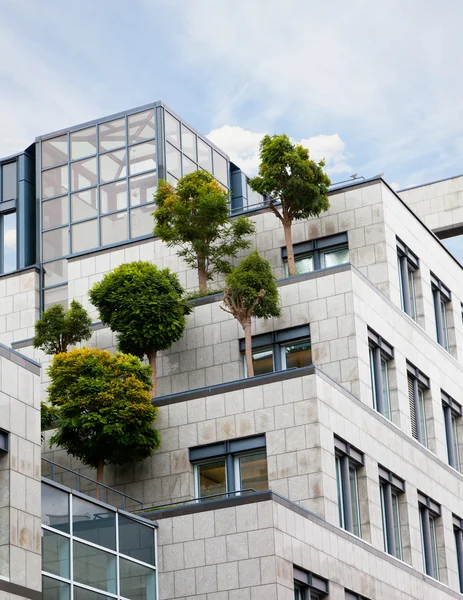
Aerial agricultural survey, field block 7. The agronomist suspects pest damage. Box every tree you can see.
[249,134,331,276]
[33,300,92,355]
[47,348,161,484]
[222,251,280,377]
[89,261,191,395]
[154,170,255,293]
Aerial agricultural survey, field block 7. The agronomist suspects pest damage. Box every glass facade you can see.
[42,482,157,600]
[0,160,18,275]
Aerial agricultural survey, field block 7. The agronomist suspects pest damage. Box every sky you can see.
[2,0,463,190]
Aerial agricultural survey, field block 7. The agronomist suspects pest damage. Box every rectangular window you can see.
[283,232,349,276]
[419,494,441,580]
[2,161,17,201]
[407,364,429,447]
[191,435,269,500]
[397,237,419,320]
[1,211,17,274]
[368,329,393,420]
[293,567,328,599]
[442,392,461,471]
[454,516,463,593]
[379,467,404,560]
[431,274,451,351]
[335,437,364,538]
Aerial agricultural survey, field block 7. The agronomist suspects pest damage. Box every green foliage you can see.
[248,134,331,221]
[41,402,58,431]
[47,348,161,472]
[186,288,224,301]
[153,171,255,290]
[89,261,192,359]
[33,300,92,355]
[224,251,280,320]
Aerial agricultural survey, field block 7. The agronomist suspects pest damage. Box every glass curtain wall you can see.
[0,160,18,274]
[42,482,157,600]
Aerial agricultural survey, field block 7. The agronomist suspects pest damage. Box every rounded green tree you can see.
[89,261,191,395]
[154,170,255,293]
[249,134,331,276]
[33,300,92,355]
[222,250,281,377]
[47,348,161,484]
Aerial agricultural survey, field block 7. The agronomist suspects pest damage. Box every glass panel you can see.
[349,465,361,537]
[41,484,70,532]
[166,142,181,179]
[44,285,68,311]
[418,388,428,447]
[452,414,460,471]
[2,212,16,273]
[129,141,156,175]
[72,496,116,551]
[251,348,274,376]
[42,135,68,168]
[398,256,404,311]
[288,255,314,276]
[370,347,377,411]
[43,227,68,261]
[213,151,228,186]
[441,299,449,350]
[120,556,156,600]
[335,456,344,528]
[71,158,97,191]
[391,490,402,560]
[181,125,196,161]
[42,576,70,600]
[165,112,180,146]
[129,172,156,206]
[42,529,70,578]
[198,138,212,172]
[100,211,128,246]
[44,259,68,287]
[429,515,439,579]
[99,118,125,152]
[74,588,111,600]
[71,127,97,160]
[72,189,98,221]
[381,358,391,420]
[283,340,312,369]
[380,484,387,552]
[99,149,127,183]
[128,109,155,144]
[166,172,178,186]
[2,162,17,200]
[323,247,349,268]
[119,514,155,565]
[43,196,68,230]
[408,268,416,320]
[238,452,268,492]
[42,165,68,199]
[183,155,197,176]
[73,540,117,593]
[420,507,426,573]
[100,180,127,214]
[198,460,226,499]
[71,220,98,254]
[131,204,155,239]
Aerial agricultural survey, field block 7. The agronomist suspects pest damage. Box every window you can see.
[1,211,17,274]
[397,237,419,320]
[345,592,370,600]
[240,325,312,377]
[334,436,363,537]
[293,567,328,599]
[407,363,430,447]
[1,162,17,201]
[368,329,393,420]
[282,232,349,276]
[190,435,268,500]
[431,274,451,350]
[378,466,404,560]
[453,515,463,593]
[418,493,440,579]
[442,391,461,471]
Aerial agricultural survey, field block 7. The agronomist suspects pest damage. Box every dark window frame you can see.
[378,466,405,559]
[368,328,394,420]
[397,237,419,320]
[294,566,328,599]
[407,362,430,446]
[453,514,463,593]
[345,591,370,600]
[334,436,364,537]
[431,273,451,351]
[418,491,441,580]
[281,232,349,275]
[442,391,461,471]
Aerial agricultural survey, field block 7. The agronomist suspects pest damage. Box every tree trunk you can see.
[283,219,296,276]
[198,264,208,294]
[243,319,254,377]
[146,349,157,396]
[96,458,104,498]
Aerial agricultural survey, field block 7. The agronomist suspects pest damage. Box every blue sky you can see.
[2,0,463,190]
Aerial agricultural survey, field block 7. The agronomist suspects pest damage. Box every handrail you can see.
[41,457,144,511]
[138,488,259,514]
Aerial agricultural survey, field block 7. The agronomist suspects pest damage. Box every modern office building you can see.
[4,101,463,599]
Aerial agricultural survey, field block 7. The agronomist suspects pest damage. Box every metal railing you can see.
[41,457,144,511]
[138,488,260,514]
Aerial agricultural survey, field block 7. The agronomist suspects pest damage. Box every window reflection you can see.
[120,557,156,600]
[183,155,197,176]
[129,172,156,206]
[73,540,117,594]
[44,285,68,311]
[181,125,196,161]
[71,189,98,221]
[71,220,98,254]
[198,460,226,498]
[323,247,349,268]
[252,348,274,376]
[41,484,70,532]
[42,166,68,199]
[128,109,155,144]
[99,118,126,152]
[166,142,181,179]
[43,259,68,287]
[99,149,127,183]
[198,138,212,172]
[100,180,127,214]
[42,135,68,168]
[283,341,312,369]
[119,514,155,565]
[238,452,268,492]
[42,576,70,600]
[42,529,70,578]
[165,112,180,146]
[43,227,68,261]
[131,204,155,239]
[71,158,97,192]
[129,141,156,175]
[2,212,17,273]
[2,162,17,201]
[101,211,128,246]
[43,196,68,230]
[213,150,228,186]
[72,496,116,551]
[70,127,97,160]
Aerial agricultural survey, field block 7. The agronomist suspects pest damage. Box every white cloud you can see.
[4,228,16,249]
[207,126,351,177]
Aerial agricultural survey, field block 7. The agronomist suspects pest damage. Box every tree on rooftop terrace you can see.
[33,300,92,355]
[249,134,331,276]
[153,170,255,294]
[47,348,160,484]
[222,250,280,377]
[89,261,191,396]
